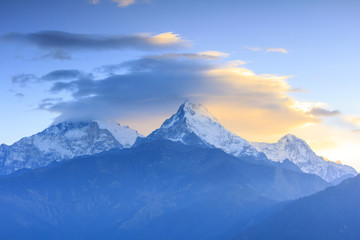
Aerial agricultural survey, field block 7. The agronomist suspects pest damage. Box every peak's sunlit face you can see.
[1,0,360,171]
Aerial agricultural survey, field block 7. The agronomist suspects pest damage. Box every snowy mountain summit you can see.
[0,121,141,175]
[0,101,356,183]
[252,134,358,183]
[145,100,262,158]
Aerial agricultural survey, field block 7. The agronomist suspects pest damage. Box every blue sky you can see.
[1,0,360,169]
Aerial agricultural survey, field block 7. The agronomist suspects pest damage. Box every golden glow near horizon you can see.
[120,58,360,171]
[121,104,360,170]
[204,61,318,137]
[2,0,360,173]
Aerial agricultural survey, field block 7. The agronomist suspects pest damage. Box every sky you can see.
[1,0,360,170]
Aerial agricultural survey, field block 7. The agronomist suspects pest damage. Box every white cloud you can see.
[150,32,188,46]
[90,0,137,7]
[244,46,262,51]
[198,51,229,58]
[266,48,289,54]
[112,0,136,7]
[89,0,100,4]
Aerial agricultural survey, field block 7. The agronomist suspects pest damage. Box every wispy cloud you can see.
[12,70,89,87]
[344,116,360,133]
[41,70,87,81]
[2,31,188,50]
[244,46,289,54]
[2,31,189,60]
[199,51,229,58]
[112,0,136,7]
[142,51,229,61]
[266,48,289,54]
[352,117,360,124]
[39,50,72,60]
[89,0,147,7]
[12,74,37,87]
[89,0,100,4]
[150,32,188,46]
[308,107,341,117]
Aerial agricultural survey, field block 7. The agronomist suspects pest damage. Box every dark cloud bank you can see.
[11,54,341,124]
[2,31,188,60]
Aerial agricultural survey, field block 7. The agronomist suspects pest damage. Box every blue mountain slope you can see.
[234,175,360,240]
[0,140,329,240]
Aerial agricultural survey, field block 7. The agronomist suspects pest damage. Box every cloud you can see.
[13,50,72,61]
[39,50,72,60]
[2,31,189,53]
[147,51,229,60]
[225,60,247,67]
[15,93,24,98]
[41,70,86,81]
[19,52,329,138]
[350,117,360,133]
[89,0,100,4]
[308,107,341,117]
[38,98,63,110]
[150,32,187,46]
[266,48,289,54]
[352,117,360,125]
[12,70,90,88]
[112,0,136,7]
[245,46,289,54]
[132,51,229,61]
[12,74,37,87]
[342,116,360,132]
[198,51,229,58]
[90,0,147,7]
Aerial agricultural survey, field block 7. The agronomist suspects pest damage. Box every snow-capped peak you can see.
[279,134,302,143]
[96,120,143,148]
[148,101,261,157]
[251,134,358,182]
[161,100,219,129]
[180,100,219,122]
[0,120,142,175]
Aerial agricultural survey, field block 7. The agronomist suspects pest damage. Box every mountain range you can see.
[0,121,141,175]
[0,101,356,183]
[0,100,358,239]
[252,134,357,183]
[0,140,329,240]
